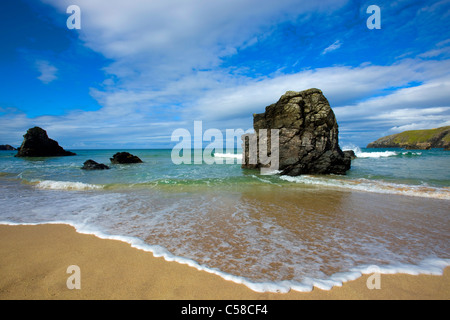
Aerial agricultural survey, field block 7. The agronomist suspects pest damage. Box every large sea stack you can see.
[242,88,352,176]
[15,127,76,157]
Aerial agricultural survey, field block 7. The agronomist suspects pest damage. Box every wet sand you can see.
[0,223,448,300]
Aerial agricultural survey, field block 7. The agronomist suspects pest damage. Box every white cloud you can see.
[3,57,449,148]
[418,40,450,59]
[389,120,450,133]
[4,0,446,148]
[321,40,342,55]
[418,47,450,58]
[191,59,450,120]
[35,60,58,84]
[42,0,348,83]
[371,107,450,133]
[335,76,450,119]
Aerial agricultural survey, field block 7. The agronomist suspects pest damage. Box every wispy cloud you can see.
[42,0,348,84]
[418,42,450,59]
[321,40,342,55]
[35,60,58,84]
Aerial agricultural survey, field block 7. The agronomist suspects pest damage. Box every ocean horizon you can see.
[0,147,449,292]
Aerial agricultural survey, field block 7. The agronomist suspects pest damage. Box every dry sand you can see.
[0,223,448,300]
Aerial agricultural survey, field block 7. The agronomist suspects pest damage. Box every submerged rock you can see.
[242,88,351,176]
[81,160,110,170]
[15,127,76,157]
[110,152,143,164]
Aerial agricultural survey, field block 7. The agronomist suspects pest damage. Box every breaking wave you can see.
[343,146,422,158]
[34,180,104,191]
[279,175,450,200]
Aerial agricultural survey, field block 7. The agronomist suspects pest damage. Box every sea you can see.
[0,147,449,292]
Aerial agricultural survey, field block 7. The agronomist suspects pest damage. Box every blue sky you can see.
[1,0,450,149]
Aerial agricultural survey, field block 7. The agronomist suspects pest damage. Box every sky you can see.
[1,0,450,149]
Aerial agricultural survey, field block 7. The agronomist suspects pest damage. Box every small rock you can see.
[110,152,143,164]
[82,160,110,170]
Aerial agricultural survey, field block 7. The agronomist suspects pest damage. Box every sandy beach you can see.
[0,223,448,300]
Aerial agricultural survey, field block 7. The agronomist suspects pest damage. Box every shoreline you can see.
[1,223,449,300]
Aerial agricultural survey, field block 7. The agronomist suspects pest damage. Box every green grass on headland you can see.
[367,126,450,149]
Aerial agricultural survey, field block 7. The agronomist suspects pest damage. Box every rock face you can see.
[0,145,16,151]
[15,127,76,157]
[367,126,450,150]
[110,152,143,164]
[343,150,357,160]
[242,88,351,176]
[81,160,110,170]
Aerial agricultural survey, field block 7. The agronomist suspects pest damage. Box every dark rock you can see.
[0,145,16,151]
[110,152,143,164]
[81,160,110,170]
[344,150,357,160]
[15,127,76,157]
[242,88,351,175]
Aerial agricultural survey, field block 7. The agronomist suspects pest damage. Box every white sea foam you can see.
[214,153,243,159]
[342,146,422,158]
[354,150,422,158]
[356,150,399,158]
[343,146,398,158]
[250,174,282,186]
[1,220,449,294]
[402,151,422,156]
[279,175,450,200]
[260,169,282,176]
[34,180,103,191]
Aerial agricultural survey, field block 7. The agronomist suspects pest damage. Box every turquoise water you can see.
[0,148,449,292]
[347,148,450,188]
[1,147,449,189]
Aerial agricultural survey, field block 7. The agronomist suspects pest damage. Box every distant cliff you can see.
[0,145,16,151]
[367,126,450,150]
